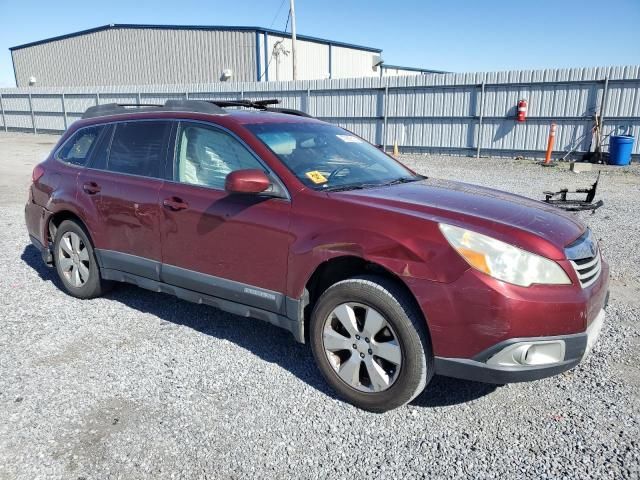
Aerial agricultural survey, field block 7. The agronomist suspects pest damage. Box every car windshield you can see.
[245,122,421,191]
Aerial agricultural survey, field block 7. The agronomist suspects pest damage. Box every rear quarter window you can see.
[57,126,103,166]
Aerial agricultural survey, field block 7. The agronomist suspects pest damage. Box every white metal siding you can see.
[382,68,422,77]
[331,46,379,79]
[12,28,258,87]
[264,35,330,81]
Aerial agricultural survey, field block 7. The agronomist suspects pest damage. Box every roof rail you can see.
[208,99,313,118]
[81,98,313,120]
[266,107,313,118]
[81,99,226,119]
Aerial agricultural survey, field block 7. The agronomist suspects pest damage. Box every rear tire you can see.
[53,219,110,299]
[310,275,433,412]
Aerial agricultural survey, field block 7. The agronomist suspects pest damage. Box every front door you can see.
[76,120,172,280]
[159,121,292,313]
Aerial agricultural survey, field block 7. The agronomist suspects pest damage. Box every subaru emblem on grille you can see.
[565,229,597,261]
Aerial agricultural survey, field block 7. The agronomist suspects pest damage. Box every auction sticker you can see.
[336,134,363,143]
[305,170,328,184]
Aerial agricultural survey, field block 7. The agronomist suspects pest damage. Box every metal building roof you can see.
[9,23,383,53]
[381,64,449,74]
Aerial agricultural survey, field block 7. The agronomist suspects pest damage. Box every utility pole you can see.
[290,0,297,80]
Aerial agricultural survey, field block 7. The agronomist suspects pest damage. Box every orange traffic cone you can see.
[543,123,557,166]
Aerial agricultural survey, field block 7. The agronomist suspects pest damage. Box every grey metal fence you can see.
[1,65,639,157]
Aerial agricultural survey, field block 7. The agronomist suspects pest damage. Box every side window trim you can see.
[171,120,290,199]
[165,122,179,181]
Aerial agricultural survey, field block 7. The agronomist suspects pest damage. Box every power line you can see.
[283,9,291,33]
[268,0,287,29]
[259,9,292,81]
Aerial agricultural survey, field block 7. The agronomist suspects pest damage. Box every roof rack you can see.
[207,99,313,118]
[211,99,279,109]
[82,98,313,120]
[81,99,226,119]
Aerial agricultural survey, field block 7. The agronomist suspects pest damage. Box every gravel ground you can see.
[0,132,639,479]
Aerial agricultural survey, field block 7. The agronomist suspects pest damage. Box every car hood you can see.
[339,178,586,255]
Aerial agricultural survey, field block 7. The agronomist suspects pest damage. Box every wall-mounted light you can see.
[221,69,233,81]
[28,76,37,86]
[372,55,384,71]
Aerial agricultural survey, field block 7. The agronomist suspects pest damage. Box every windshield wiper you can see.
[323,184,368,192]
[323,175,425,193]
[380,175,425,186]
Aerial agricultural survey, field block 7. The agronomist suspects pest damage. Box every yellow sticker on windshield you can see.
[305,171,328,184]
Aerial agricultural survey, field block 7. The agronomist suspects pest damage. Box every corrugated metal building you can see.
[10,24,399,87]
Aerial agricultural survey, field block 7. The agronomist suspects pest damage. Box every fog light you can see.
[487,340,565,367]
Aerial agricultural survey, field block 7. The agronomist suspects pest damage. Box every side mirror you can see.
[225,169,271,194]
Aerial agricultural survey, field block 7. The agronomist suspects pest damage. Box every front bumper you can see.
[406,256,610,359]
[434,307,607,384]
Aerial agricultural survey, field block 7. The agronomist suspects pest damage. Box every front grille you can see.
[570,254,602,288]
[565,229,602,288]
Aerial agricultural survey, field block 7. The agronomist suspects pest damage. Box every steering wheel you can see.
[327,166,351,183]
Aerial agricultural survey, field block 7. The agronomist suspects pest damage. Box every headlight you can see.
[439,223,571,287]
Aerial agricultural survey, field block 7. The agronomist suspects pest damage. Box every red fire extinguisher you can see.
[517,99,528,122]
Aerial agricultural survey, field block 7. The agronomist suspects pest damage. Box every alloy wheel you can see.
[322,302,403,393]
[58,231,90,287]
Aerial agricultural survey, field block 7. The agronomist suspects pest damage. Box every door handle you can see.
[82,182,101,195]
[163,197,189,211]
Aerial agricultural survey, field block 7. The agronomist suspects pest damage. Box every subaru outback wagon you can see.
[25,99,609,412]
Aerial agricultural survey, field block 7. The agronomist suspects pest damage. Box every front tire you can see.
[310,275,433,412]
[53,219,109,299]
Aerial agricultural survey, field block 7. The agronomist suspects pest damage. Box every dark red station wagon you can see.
[25,99,609,411]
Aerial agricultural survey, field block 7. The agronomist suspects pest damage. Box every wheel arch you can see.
[302,255,432,343]
[48,210,95,247]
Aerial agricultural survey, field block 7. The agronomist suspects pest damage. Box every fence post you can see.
[599,76,609,125]
[475,80,486,158]
[95,92,100,105]
[306,88,311,115]
[0,92,7,132]
[28,93,36,134]
[593,76,610,162]
[382,85,389,152]
[61,93,68,130]
[185,91,189,100]
[240,89,244,100]
[137,92,142,104]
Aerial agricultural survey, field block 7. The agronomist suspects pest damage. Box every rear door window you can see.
[107,121,171,178]
[57,126,104,166]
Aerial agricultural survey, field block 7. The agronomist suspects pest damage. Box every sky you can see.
[1,0,639,87]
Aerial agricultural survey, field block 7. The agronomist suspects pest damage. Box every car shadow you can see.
[411,376,498,408]
[21,244,496,409]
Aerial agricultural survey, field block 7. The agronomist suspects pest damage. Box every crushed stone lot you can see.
[0,131,639,479]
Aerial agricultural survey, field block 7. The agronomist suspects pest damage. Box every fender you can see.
[287,224,469,300]
[44,203,94,243]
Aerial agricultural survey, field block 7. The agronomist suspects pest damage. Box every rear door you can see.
[158,121,292,313]
[76,120,172,280]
